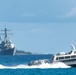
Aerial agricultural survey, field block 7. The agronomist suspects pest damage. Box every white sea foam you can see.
[0,62,71,69]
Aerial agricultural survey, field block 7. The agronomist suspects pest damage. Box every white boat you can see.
[52,43,76,67]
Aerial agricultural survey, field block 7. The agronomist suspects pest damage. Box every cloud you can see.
[60,7,76,18]
[22,13,35,17]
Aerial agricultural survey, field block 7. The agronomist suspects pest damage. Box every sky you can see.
[0,0,76,54]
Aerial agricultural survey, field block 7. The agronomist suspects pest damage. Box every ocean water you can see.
[0,55,76,75]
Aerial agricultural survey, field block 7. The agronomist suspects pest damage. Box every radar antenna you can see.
[1,26,12,42]
[70,42,75,50]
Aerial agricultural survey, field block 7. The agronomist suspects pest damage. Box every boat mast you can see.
[1,27,11,42]
[5,27,8,39]
[4,27,9,42]
[70,42,75,50]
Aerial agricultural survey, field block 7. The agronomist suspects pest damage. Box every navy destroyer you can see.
[0,27,16,55]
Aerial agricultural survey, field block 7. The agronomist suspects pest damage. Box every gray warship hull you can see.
[0,48,15,55]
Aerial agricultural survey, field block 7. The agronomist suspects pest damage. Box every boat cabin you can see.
[52,49,76,62]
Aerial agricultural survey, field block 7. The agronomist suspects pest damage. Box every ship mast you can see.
[5,27,8,39]
[1,27,11,42]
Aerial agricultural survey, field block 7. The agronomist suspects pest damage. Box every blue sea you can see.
[0,54,76,75]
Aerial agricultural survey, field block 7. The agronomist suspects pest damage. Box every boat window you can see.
[56,57,58,60]
[65,56,70,59]
[74,51,76,54]
[59,57,64,60]
[71,56,76,58]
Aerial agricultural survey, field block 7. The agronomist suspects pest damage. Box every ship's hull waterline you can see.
[0,48,15,55]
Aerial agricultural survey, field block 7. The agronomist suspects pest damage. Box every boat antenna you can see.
[1,26,12,42]
[70,42,75,50]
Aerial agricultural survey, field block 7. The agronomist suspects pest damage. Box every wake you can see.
[0,62,71,69]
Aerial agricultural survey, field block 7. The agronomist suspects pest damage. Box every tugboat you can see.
[0,27,16,55]
[52,43,76,67]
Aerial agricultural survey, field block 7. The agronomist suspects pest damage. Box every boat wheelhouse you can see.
[52,43,76,67]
